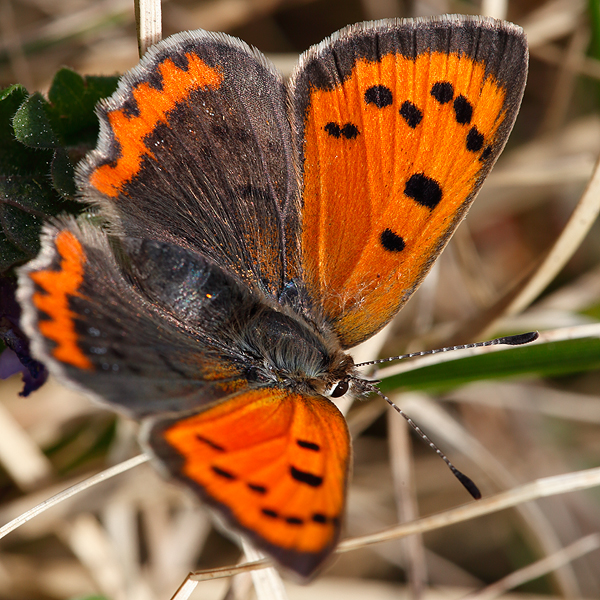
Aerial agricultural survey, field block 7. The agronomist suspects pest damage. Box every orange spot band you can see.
[90,53,224,197]
[31,231,93,370]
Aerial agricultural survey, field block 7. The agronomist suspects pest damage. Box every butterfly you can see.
[17,15,528,580]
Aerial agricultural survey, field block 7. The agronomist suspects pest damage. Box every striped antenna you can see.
[367,384,481,499]
[355,332,539,499]
[355,331,538,368]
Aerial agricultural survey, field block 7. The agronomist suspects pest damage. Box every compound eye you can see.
[329,379,349,398]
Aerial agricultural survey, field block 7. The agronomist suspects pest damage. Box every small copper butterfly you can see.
[17,16,528,580]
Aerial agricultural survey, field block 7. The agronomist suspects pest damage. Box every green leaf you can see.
[0,204,42,255]
[0,85,32,168]
[379,336,600,394]
[0,86,60,271]
[0,77,102,272]
[51,147,77,197]
[0,86,55,185]
[13,92,59,149]
[0,84,27,103]
[47,68,118,147]
[0,227,29,271]
[1,174,63,217]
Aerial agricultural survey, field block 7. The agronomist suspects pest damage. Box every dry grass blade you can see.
[62,513,129,600]
[170,579,201,600]
[498,154,600,320]
[388,413,427,598]
[389,394,582,598]
[450,381,600,424]
[0,454,149,540]
[462,534,600,600]
[341,467,600,552]
[0,401,53,491]
[189,558,269,582]
[135,0,162,56]
[242,540,288,600]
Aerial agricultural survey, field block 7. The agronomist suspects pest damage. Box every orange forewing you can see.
[149,388,350,576]
[29,231,93,370]
[301,51,516,347]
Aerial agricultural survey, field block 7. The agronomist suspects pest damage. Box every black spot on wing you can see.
[453,95,473,124]
[325,122,360,139]
[260,508,335,527]
[168,50,192,71]
[404,173,442,209]
[297,440,320,451]
[121,98,141,119]
[32,282,47,296]
[247,483,267,494]
[431,81,454,104]
[290,466,323,487]
[380,229,405,252]
[480,145,493,161]
[36,309,51,322]
[197,435,225,452]
[400,101,423,128]
[341,123,359,139]
[466,127,484,152]
[146,61,171,91]
[324,122,341,138]
[211,465,236,480]
[364,85,393,108]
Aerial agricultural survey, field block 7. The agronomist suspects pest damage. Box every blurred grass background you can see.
[2,0,600,599]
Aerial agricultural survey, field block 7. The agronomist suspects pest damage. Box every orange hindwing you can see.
[148,388,351,578]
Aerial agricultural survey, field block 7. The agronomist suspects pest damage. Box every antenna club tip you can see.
[454,470,482,499]
[470,486,483,500]
[497,331,539,346]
